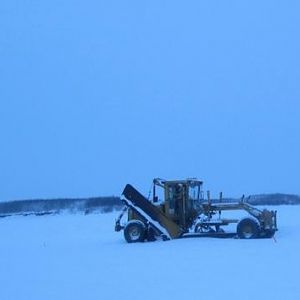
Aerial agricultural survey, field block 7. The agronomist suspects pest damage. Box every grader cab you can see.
[115,178,278,243]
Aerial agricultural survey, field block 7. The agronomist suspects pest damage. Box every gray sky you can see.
[1,1,300,201]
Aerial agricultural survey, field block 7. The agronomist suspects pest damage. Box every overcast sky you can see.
[1,1,300,201]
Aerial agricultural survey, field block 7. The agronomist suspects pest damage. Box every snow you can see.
[0,206,299,300]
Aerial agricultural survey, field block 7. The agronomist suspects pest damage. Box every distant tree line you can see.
[1,193,299,218]
[246,193,300,205]
[0,196,123,217]
[214,193,300,205]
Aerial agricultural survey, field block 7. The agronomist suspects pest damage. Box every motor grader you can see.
[115,178,278,243]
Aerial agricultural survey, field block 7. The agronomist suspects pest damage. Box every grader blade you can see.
[122,184,182,239]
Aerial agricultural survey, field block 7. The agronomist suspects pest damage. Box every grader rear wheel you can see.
[124,220,146,243]
[146,226,158,242]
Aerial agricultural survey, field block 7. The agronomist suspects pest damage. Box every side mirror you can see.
[153,196,158,203]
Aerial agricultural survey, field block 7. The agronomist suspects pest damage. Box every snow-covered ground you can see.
[0,206,299,300]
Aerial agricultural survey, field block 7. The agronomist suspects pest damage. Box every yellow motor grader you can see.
[115,178,277,243]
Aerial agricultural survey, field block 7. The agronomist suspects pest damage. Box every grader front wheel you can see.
[237,218,260,239]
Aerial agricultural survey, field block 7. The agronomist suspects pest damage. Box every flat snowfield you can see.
[0,206,299,300]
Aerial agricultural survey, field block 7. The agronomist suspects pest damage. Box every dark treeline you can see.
[0,196,122,217]
[246,193,300,205]
[213,193,300,205]
[1,193,299,218]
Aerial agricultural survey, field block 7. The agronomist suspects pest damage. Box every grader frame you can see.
[115,178,278,242]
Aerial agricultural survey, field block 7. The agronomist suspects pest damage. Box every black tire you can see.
[146,226,157,242]
[124,221,146,243]
[237,218,260,239]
